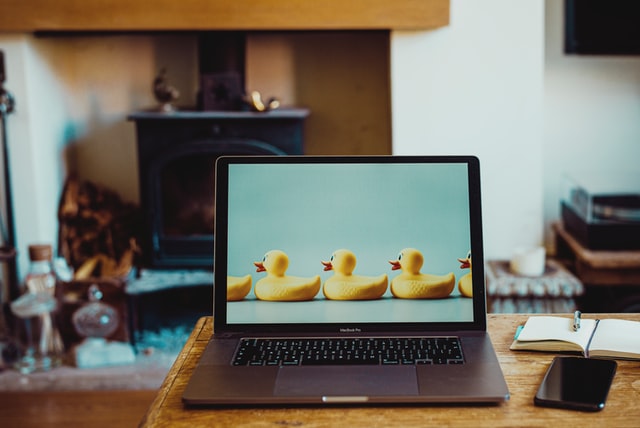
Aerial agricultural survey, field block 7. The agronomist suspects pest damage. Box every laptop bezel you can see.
[212,155,487,335]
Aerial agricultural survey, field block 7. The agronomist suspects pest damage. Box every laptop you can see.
[182,155,510,405]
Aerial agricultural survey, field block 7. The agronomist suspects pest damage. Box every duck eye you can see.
[330,255,334,261]
[398,253,402,260]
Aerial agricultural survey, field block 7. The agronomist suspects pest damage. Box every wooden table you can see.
[140,314,640,427]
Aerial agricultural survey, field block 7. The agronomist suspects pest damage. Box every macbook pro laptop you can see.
[182,155,510,405]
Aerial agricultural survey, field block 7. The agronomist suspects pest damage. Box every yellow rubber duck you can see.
[388,248,455,299]
[226,275,252,301]
[253,250,321,301]
[321,249,388,300]
[457,251,473,298]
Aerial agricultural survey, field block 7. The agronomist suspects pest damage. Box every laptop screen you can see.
[214,156,486,333]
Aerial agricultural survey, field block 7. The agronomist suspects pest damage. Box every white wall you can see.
[0,35,67,279]
[543,0,640,245]
[0,34,199,278]
[391,0,545,259]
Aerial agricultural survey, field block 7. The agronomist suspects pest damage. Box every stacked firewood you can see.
[57,175,142,280]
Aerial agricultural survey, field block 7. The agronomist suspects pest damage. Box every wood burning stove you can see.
[129,109,309,269]
[125,33,309,339]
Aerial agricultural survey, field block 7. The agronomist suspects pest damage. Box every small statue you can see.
[153,68,180,113]
[246,90,280,112]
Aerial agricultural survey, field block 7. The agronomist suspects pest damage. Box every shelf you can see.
[128,108,310,121]
[0,0,449,32]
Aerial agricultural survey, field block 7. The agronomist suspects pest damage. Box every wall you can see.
[0,34,196,279]
[246,32,391,155]
[391,0,545,259]
[0,35,69,280]
[392,0,640,259]
[543,0,640,246]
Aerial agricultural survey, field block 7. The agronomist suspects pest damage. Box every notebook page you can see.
[589,319,640,358]
[516,316,597,351]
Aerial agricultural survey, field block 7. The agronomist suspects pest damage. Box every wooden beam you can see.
[0,0,449,32]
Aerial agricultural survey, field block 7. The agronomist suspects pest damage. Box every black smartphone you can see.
[534,356,617,411]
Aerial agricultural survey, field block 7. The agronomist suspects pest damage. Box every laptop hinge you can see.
[213,331,244,339]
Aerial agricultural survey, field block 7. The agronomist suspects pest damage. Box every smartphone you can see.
[534,356,617,411]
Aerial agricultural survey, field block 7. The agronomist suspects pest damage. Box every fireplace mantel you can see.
[0,0,449,32]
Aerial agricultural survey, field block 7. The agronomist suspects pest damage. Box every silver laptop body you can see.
[183,155,509,405]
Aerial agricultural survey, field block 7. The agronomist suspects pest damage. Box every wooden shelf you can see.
[0,0,449,32]
[554,222,640,286]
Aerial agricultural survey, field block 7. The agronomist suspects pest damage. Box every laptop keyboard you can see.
[232,337,464,366]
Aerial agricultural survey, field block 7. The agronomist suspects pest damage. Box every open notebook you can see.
[182,155,509,405]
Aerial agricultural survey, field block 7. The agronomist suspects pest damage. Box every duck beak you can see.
[389,260,401,271]
[321,260,333,271]
[254,261,266,272]
[458,258,470,269]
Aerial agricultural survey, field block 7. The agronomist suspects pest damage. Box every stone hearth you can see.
[0,324,190,391]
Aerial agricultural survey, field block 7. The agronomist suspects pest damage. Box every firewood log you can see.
[57,175,142,279]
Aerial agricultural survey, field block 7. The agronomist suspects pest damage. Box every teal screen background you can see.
[225,162,474,324]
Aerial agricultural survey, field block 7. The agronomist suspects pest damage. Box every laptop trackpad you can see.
[274,366,418,397]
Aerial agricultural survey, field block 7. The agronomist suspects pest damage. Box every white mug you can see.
[510,246,546,277]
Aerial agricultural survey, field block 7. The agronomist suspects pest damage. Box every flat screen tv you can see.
[565,0,640,55]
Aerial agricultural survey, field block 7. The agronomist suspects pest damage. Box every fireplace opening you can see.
[130,109,309,269]
[159,152,215,238]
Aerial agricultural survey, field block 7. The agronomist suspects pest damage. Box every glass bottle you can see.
[72,284,119,339]
[10,244,65,373]
[24,245,57,295]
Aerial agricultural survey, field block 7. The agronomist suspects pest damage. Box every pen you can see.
[572,310,581,332]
